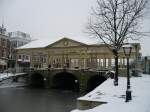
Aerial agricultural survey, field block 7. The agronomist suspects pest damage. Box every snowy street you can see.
[72,74,150,112]
[0,72,26,81]
[0,73,15,81]
[0,72,27,88]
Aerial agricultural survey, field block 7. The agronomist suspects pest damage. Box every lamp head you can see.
[122,44,132,57]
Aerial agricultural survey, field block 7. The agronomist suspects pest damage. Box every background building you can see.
[8,31,32,68]
[0,25,10,72]
[0,24,32,71]
[141,56,150,74]
[9,31,31,48]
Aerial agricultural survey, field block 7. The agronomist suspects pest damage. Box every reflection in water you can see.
[0,88,83,112]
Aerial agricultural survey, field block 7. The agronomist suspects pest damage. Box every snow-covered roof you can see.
[16,36,101,49]
[16,38,55,49]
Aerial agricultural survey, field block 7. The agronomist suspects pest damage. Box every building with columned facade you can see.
[16,37,141,74]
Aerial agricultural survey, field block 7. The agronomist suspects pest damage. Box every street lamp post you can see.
[144,56,147,74]
[123,44,132,102]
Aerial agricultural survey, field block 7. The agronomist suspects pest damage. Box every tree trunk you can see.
[114,54,118,86]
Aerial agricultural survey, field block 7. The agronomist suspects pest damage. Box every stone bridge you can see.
[26,68,112,92]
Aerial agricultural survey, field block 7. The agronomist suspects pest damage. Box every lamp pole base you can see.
[126,90,132,102]
[114,80,118,86]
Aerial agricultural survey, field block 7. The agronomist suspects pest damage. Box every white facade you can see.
[9,31,31,48]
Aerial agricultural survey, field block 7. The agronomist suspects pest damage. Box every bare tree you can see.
[87,0,148,86]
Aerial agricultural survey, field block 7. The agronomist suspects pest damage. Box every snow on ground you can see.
[0,72,26,88]
[0,73,14,81]
[72,74,150,112]
[0,72,25,81]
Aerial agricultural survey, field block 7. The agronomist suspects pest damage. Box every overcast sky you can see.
[0,0,150,56]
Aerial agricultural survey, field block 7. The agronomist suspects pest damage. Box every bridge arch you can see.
[52,71,79,92]
[86,75,106,92]
[30,72,45,88]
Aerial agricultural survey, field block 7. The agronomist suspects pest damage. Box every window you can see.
[0,38,1,46]
[2,50,4,57]
[33,55,40,62]
[19,55,22,59]
[2,39,6,47]
[26,56,29,60]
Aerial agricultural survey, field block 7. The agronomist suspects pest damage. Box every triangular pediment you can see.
[46,37,87,48]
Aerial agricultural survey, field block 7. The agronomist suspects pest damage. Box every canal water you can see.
[0,88,82,112]
[0,79,83,112]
